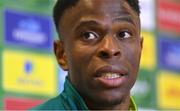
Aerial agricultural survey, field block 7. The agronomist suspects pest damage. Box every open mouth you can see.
[94,66,128,88]
[101,73,124,79]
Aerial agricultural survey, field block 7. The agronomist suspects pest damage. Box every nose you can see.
[97,36,121,59]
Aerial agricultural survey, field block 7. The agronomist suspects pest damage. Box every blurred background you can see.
[0,0,180,110]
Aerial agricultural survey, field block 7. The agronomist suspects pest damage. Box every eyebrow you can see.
[74,20,102,31]
[112,15,135,26]
[74,15,135,31]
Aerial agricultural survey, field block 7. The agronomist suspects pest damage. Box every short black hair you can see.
[53,0,140,31]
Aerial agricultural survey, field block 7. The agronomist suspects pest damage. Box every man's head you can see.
[53,0,143,109]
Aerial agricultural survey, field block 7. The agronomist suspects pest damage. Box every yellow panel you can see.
[2,50,57,96]
[157,71,180,109]
[140,31,156,70]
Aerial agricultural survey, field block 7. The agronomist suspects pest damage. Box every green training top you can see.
[32,78,137,110]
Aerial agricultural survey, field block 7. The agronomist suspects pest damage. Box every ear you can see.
[54,40,68,71]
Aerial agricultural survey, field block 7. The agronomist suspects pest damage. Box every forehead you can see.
[60,0,139,36]
[61,0,135,20]
[80,0,126,14]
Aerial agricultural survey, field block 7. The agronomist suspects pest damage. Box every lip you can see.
[94,66,128,88]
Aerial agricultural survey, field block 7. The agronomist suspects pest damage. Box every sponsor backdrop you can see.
[0,0,180,110]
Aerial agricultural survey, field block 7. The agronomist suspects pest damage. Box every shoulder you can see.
[30,95,65,110]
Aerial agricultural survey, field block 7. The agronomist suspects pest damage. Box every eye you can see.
[117,31,132,40]
[82,31,98,40]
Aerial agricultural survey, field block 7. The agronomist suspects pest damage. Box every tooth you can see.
[102,73,121,79]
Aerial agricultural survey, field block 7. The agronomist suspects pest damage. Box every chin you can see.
[91,89,127,106]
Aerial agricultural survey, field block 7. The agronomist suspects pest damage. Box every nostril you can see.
[114,51,120,56]
[98,50,120,58]
[99,51,109,58]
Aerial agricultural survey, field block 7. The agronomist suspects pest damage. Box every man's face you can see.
[56,0,142,108]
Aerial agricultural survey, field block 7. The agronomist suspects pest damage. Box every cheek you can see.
[123,45,141,86]
[68,43,94,73]
[124,44,141,72]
